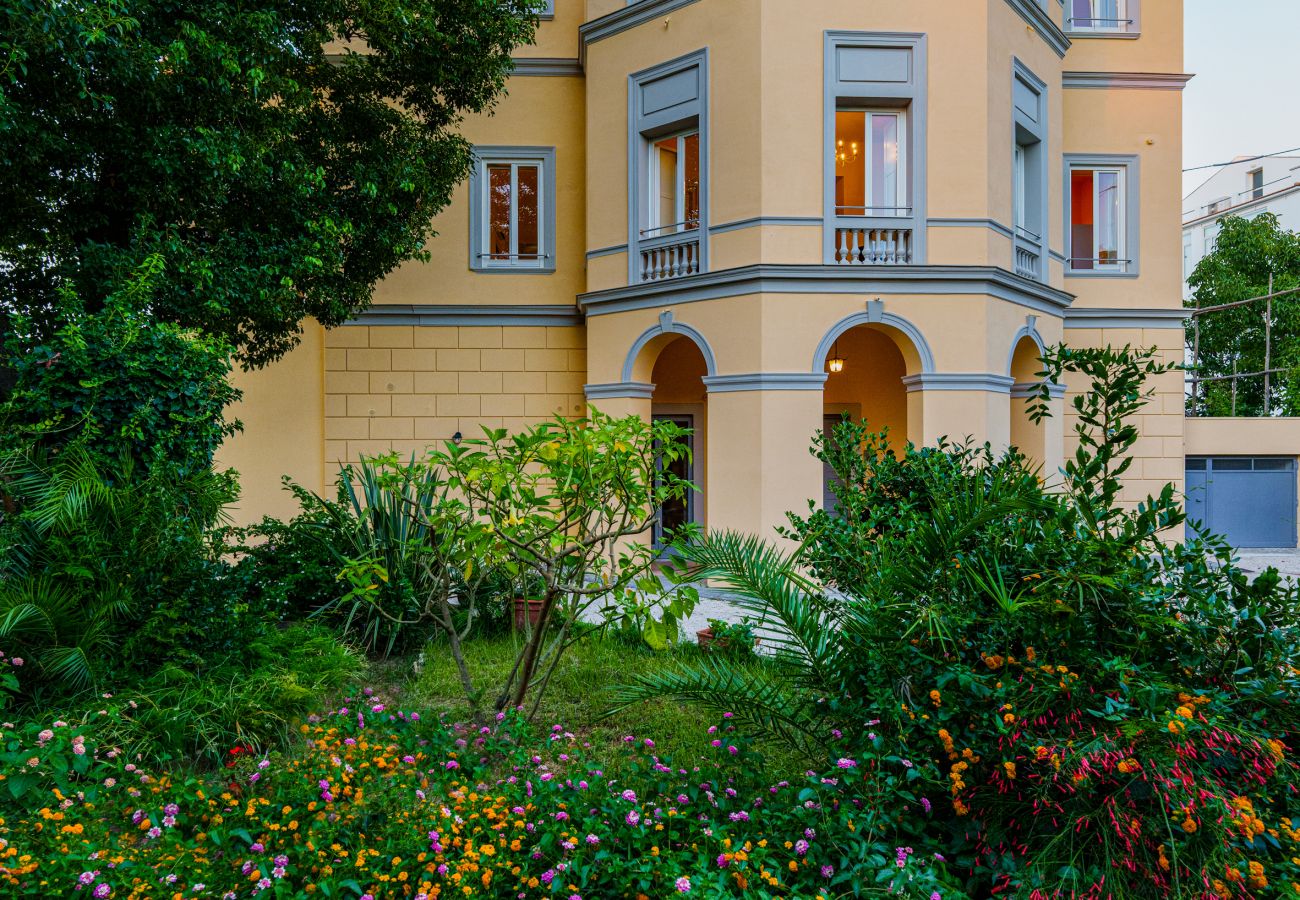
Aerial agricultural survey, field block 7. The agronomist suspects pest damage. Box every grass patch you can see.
[407,631,811,777]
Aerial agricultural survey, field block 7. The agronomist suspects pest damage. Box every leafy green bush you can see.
[0,266,241,477]
[618,345,1300,897]
[0,445,240,694]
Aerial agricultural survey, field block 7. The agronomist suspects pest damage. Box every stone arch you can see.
[811,304,935,376]
[621,310,719,384]
[1005,320,1047,378]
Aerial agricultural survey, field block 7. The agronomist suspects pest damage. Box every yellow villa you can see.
[222,0,1192,539]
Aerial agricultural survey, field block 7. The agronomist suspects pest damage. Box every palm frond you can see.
[607,657,828,751]
[678,530,841,690]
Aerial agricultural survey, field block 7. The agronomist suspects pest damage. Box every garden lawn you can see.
[408,632,810,778]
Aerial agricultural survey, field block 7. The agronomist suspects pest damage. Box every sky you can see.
[1183,0,1300,196]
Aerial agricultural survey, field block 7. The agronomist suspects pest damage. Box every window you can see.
[1068,0,1136,33]
[1204,221,1220,255]
[1012,60,1046,280]
[1070,167,1125,270]
[1065,155,1139,276]
[468,146,556,273]
[834,110,907,216]
[629,50,708,282]
[1183,240,1194,280]
[1208,196,1231,214]
[823,31,928,265]
[1249,168,1264,200]
[646,131,700,238]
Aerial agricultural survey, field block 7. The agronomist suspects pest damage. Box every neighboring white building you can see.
[1183,154,1300,297]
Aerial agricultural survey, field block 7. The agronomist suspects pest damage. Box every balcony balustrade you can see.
[638,230,701,282]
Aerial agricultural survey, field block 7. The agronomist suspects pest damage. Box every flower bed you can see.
[0,692,949,898]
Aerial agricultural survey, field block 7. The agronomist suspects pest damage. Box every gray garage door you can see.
[1185,457,1297,548]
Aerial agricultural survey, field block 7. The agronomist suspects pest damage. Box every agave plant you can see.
[298,454,449,656]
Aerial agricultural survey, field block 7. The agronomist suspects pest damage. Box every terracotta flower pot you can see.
[512,597,546,630]
[697,627,731,651]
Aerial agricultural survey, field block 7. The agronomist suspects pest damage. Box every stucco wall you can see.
[216,321,326,526]
[323,324,588,468]
[1061,325,1185,503]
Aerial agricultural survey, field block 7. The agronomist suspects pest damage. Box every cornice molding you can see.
[1011,381,1068,400]
[586,243,628,260]
[510,57,583,77]
[1062,307,1188,329]
[1062,71,1194,91]
[709,216,822,235]
[579,0,701,62]
[347,304,583,328]
[702,373,829,393]
[927,217,1015,239]
[1002,0,1071,57]
[902,373,1017,394]
[584,381,656,400]
[579,264,1076,318]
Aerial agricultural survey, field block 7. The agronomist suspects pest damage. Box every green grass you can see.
[405,630,811,777]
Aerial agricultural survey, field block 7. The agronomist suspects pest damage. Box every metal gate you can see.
[1185,456,1297,548]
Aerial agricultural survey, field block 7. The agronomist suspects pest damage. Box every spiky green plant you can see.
[0,445,234,693]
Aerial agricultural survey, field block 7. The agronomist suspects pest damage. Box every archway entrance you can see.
[820,325,913,511]
[648,336,708,544]
[1009,334,1048,470]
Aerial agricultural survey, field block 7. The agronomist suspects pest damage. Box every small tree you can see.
[1186,213,1300,415]
[340,409,696,718]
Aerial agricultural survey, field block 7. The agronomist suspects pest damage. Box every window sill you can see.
[470,265,557,276]
[1064,30,1141,39]
[1064,269,1140,279]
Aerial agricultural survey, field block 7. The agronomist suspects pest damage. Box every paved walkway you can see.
[1233,549,1300,580]
[639,549,1300,647]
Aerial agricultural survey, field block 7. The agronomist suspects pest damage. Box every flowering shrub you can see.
[619,346,1300,897]
[0,692,953,897]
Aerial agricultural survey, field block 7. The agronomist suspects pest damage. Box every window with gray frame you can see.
[1065,0,1140,36]
[628,50,708,283]
[1012,60,1047,282]
[468,146,557,273]
[1064,154,1139,277]
[823,31,927,266]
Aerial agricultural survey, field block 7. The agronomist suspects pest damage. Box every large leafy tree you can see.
[1186,213,1300,416]
[0,0,541,368]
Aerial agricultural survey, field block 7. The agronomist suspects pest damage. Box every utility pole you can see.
[1264,273,1273,415]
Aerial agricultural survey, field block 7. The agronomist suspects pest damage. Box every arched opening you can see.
[1009,335,1047,470]
[647,336,709,544]
[820,324,914,511]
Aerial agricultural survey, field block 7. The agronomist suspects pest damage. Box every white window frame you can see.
[1013,144,1028,236]
[1068,0,1133,33]
[834,108,909,217]
[1065,158,1138,276]
[644,129,700,238]
[468,146,556,274]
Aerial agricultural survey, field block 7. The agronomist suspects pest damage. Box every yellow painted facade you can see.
[218,0,1193,539]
